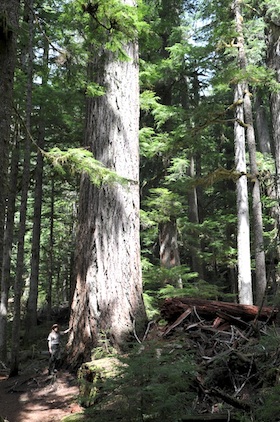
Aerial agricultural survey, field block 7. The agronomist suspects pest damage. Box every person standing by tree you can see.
[47,324,70,375]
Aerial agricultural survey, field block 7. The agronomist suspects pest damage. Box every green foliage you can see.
[144,188,183,219]
[86,342,197,421]
[141,262,221,320]
[158,281,221,299]
[255,385,280,422]
[85,82,106,97]
[65,0,149,61]
[45,147,129,186]
[263,0,280,24]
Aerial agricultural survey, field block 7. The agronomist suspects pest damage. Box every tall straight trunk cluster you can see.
[10,0,34,376]
[266,11,280,288]
[0,0,20,362]
[233,0,266,305]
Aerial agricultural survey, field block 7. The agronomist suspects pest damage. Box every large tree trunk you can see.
[0,0,20,361]
[68,2,146,367]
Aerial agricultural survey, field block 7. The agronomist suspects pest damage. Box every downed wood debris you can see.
[158,297,280,419]
[161,297,278,327]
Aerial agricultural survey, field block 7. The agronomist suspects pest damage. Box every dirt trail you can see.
[0,367,82,422]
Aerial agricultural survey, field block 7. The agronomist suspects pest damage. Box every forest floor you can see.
[0,313,83,422]
[0,358,83,422]
[1,299,280,422]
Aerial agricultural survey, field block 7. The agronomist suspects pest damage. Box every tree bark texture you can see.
[254,92,271,155]
[233,0,267,305]
[68,4,146,366]
[0,0,20,362]
[233,1,266,305]
[187,155,204,279]
[243,90,267,305]
[0,131,19,361]
[10,0,34,376]
[266,14,280,290]
[159,219,181,269]
[25,39,48,333]
[266,15,280,204]
[234,81,253,305]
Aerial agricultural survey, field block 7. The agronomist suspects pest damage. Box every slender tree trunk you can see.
[159,218,181,286]
[233,0,266,305]
[25,39,49,334]
[234,81,253,305]
[187,155,204,279]
[254,92,271,155]
[68,1,146,367]
[0,0,20,361]
[0,129,19,361]
[46,177,55,320]
[243,89,267,305]
[10,0,34,377]
[266,16,280,290]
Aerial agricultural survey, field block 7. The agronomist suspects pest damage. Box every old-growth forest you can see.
[1,0,280,421]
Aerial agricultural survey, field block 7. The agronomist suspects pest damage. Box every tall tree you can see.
[67,0,146,366]
[265,0,280,289]
[234,80,253,305]
[25,36,49,334]
[10,0,34,376]
[0,0,20,362]
[233,0,266,305]
[0,130,20,361]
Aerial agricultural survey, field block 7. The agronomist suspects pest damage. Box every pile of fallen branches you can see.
[159,297,280,421]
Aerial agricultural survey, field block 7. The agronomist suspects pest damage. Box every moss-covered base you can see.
[78,357,121,408]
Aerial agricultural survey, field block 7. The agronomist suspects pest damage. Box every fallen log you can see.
[161,297,278,324]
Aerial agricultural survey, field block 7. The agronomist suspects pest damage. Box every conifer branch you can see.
[13,106,132,187]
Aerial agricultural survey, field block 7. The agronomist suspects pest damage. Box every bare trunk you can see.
[233,0,266,305]
[159,219,181,269]
[233,3,252,303]
[266,17,280,290]
[0,130,19,361]
[254,92,271,155]
[46,177,55,320]
[187,155,204,279]
[0,0,20,361]
[68,3,146,367]
[10,0,33,376]
[159,218,182,288]
[234,81,253,305]
[25,39,48,333]
[243,91,267,305]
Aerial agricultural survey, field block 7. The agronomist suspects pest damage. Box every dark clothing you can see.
[48,344,60,374]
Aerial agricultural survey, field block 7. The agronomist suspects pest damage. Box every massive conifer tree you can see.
[67,0,146,366]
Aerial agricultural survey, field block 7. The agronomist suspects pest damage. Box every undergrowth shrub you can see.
[85,340,197,421]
